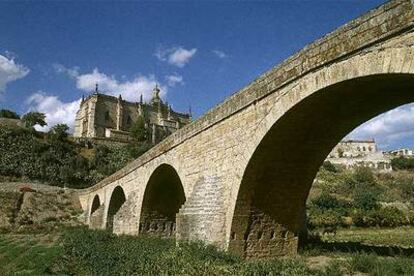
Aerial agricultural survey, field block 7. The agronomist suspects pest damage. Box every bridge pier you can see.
[176,176,227,249]
[89,204,105,230]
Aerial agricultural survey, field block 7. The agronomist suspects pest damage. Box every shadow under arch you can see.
[90,194,101,216]
[228,73,414,259]
[107,186,126,230]
[139,164,186,237]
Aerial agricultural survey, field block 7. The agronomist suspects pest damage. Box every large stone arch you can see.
[107,186,126,231]
[139,163,186,237]
[227,42,414,258]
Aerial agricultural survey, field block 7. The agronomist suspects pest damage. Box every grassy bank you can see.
[322,227,414,248]
[3,227,414,275]
[50,227,414,275]
[0,234,61,275]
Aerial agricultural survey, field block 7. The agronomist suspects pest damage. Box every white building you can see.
[327,139,392,171]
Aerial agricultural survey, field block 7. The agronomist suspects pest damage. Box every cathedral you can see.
[73,84,191,144]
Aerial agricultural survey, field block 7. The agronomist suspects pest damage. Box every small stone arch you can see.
[139,164,185,237]
[107,186,126,230]
[90,194,101,215]
[89,194,104,229]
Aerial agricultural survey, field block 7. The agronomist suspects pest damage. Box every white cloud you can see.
[166,74,183,87]
[53,63,79,78]
[55,65,168,103]
[155,46,197,67]
[212,50,228,59]
[347,103,414,149]
[0,54,29,93]
[26,92,81,132]
[75,68,166,102]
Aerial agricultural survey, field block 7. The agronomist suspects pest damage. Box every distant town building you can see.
[387,148,414,157]
[73,84,191,144]
[327,139,392,171]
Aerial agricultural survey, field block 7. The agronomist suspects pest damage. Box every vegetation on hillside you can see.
[0,117,152,188]
[391,156,414,171]
[308,162,414,230]
[0,109,20,119]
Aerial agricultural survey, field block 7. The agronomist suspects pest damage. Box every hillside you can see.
[0,182,83,232]
[0,125,152,189]
[308,163,414,230]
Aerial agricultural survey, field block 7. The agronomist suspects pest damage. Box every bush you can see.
[310,192,347,212]
[393,172,414,202]
[391,156,414,171]
[321,161,339,173]
[353,188,380,211]
[307,209,342,228]
[351,207,408,227]
[375,206,408,227]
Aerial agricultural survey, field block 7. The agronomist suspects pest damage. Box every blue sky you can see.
[2,0,412,150]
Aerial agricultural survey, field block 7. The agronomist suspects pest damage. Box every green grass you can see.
[3,227,414,275]
[0,234,61,275]
[322,227,414,247]
[50,227,414,276]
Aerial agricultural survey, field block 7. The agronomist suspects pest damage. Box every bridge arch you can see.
[89,194,104,229]
[90,194,101,215]
[106,186,126,230]
[228,44,414,258]
[139,163,186,237]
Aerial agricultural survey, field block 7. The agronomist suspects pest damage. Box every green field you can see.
[2,227,414,275]
[0,234,61,275]
[322,227,414,248]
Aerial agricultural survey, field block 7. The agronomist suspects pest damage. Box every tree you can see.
[0,109,20,119]
[49,124,69,141]
[22,112,47,128]
[130,115,147,142]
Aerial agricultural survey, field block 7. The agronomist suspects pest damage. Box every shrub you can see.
[353,188,380,211]
[307,209,342,228]
[353,167,376,185]
[375,206,408,227]
[321,161,339,173]
[351,209,378,227]
[48,124,69,141]
[391,156,414,171]
[310,192,347,212]
[351,207,408,227]
[393,172,414,202]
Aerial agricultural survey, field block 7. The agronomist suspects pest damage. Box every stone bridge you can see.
[78,0,414,259]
